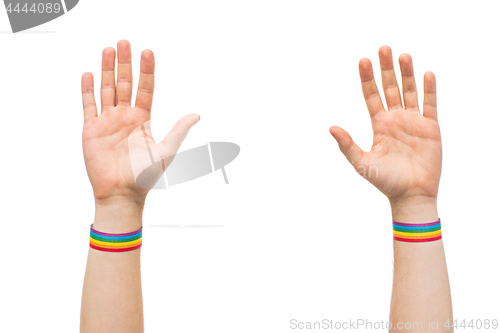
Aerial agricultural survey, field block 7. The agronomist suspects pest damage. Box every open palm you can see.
[81,40,199,205]
[330,46,442,204]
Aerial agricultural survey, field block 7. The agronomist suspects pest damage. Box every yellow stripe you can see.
[90,238,142,247]
[393,230,441,237]
[90,240,142,249]
[395,235,441,239]
[394,233,441,239]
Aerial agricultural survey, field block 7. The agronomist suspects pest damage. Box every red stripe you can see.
[394,235,442,243]
[90,243,142,252]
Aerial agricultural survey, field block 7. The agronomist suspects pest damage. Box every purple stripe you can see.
[392,219,440,227]
[90,223,142,237]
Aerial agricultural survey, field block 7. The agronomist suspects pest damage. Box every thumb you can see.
[329,126,364,166]
[158,113,201,163]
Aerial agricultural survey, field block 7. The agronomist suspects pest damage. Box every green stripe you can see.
[393,226,441,233]
[91,234,142,243]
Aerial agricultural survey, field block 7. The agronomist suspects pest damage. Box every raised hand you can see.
[81,40,200,207]
[330,46,442,213]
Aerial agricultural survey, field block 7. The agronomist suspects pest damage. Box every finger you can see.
[116,40,133,106]
[82,72,97,123]
[423,72,437,120]
[359,58,385,118]
[100,47,116,111]
[135,49,155,112]
[399,53,419,111]
[379,45,403,111]
[329,126,364,167]
[159,114,201,159]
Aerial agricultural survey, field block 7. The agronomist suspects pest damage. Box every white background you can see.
[1,1,499,332]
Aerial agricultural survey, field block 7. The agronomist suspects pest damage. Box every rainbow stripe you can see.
[393,219,442,243]
[89,224,142,252]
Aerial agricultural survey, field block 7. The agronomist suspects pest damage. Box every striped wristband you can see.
[89,224,143,252]
[393,219,442,243]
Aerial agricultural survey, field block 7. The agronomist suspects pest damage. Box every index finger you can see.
[135,49,155,112]
[359,58,385,118]
[423,72,437,120]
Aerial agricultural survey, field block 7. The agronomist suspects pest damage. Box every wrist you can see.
[390,196,438,224]
[93,198,144,233]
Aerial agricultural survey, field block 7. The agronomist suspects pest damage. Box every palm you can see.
[81,41,199,203]
[331,46,441,203]
[363,109,441,200]
[83,106,153,200]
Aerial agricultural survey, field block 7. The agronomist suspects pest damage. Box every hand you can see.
[330,46,442,210]
[81,40,200,207]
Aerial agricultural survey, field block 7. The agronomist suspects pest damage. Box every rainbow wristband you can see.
[89,224,142,252]
[393,219,442,243]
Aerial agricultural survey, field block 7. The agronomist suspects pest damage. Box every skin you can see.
[80,40,199,333]
[330,46,452,332]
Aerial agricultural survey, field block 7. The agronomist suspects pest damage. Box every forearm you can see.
[389,199,453,332]
[80,202,144,333]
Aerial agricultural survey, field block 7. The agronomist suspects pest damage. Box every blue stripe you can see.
[392,223,441,231]
[90,230,142,240]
